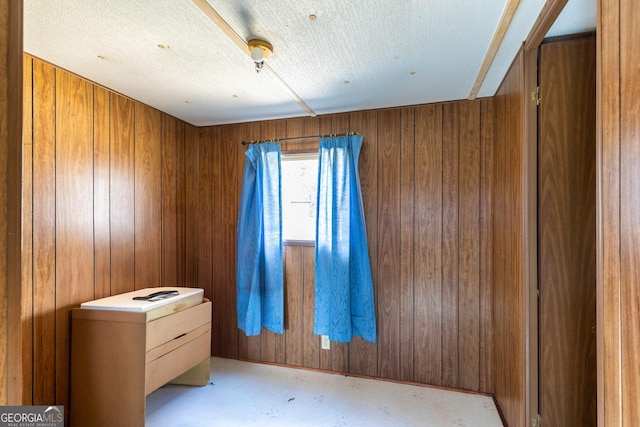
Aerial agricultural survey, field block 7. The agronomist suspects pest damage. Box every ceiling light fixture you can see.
[192,0,315,116]
[248,39,273,73]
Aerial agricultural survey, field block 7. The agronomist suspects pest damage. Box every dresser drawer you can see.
[146,301,211,352]
[145,328,211,395]
[146,323,209,364]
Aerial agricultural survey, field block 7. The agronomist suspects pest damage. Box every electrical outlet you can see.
[321,335,330,350]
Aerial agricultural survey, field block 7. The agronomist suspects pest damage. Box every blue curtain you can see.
[236,143,284,336]
[314,135,376,343]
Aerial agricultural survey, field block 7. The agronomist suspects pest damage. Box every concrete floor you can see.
[146,357,503,427]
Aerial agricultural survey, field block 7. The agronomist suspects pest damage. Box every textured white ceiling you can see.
[547,0,596,38]
[23,0,595,126]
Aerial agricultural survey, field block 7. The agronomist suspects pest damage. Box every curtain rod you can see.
[241,132,360,145]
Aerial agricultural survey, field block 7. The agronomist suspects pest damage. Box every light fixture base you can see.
[247,39,273,58]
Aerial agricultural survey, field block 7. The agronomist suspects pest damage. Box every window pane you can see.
[281,153,318,242]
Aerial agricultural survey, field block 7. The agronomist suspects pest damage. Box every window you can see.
[281,152,318,242]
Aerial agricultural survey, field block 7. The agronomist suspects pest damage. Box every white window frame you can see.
[280,151,318,245]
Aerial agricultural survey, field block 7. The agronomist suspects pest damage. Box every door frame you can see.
[521,1,570,425]
[2,0,24,405]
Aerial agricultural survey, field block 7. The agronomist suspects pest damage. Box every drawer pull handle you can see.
[174,333,187,340]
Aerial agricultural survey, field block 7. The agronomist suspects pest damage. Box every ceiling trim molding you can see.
[192,0,316,117]
[262,65,316,117]
[192,0,248,53]
[468,0,521,100]
[523,0,569,50]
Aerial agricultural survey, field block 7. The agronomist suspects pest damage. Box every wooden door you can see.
[538,35,597,427]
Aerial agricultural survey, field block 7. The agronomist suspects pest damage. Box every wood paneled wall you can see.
[16,3,640,421]
[21,56,190,408]
[1,0,23,405]
[598,0,640,424]
[22,54,496,408]
[194,102,495,392]
[492,48,527,427]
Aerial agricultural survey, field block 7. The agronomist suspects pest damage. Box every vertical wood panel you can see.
[220,125,239,359]
[376,109,402,380]
[619,0,640,423]
[31,59,56,405]
[184,124,199,287]
[493,77,508,423]
[284,245,304,366]
[55,69,95,409]
[210,125,225,357]
[509,55,526,427]
[494,78,508,422]
[598,0,622,425]
[175,121,187,287]
[93,87,111,299]
[399,107,415,382]
[493,49,527,427]
[194,128,218,350]
[414,104,443,385]
[196,126,214,299]
[479,98,494,393]
[442,102,460,388]
[458,100,481,391]
[161,114,180,286]
[196,125,214,354]
[208,124,239,359]
[110,93,135,295]
[511,56,527,427]
[348,111,378,377]
[21,54,34,404]
[302,246,319,368]
[134,103,162,289]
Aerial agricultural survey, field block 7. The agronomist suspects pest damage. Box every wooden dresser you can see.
[70,287,212,427]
